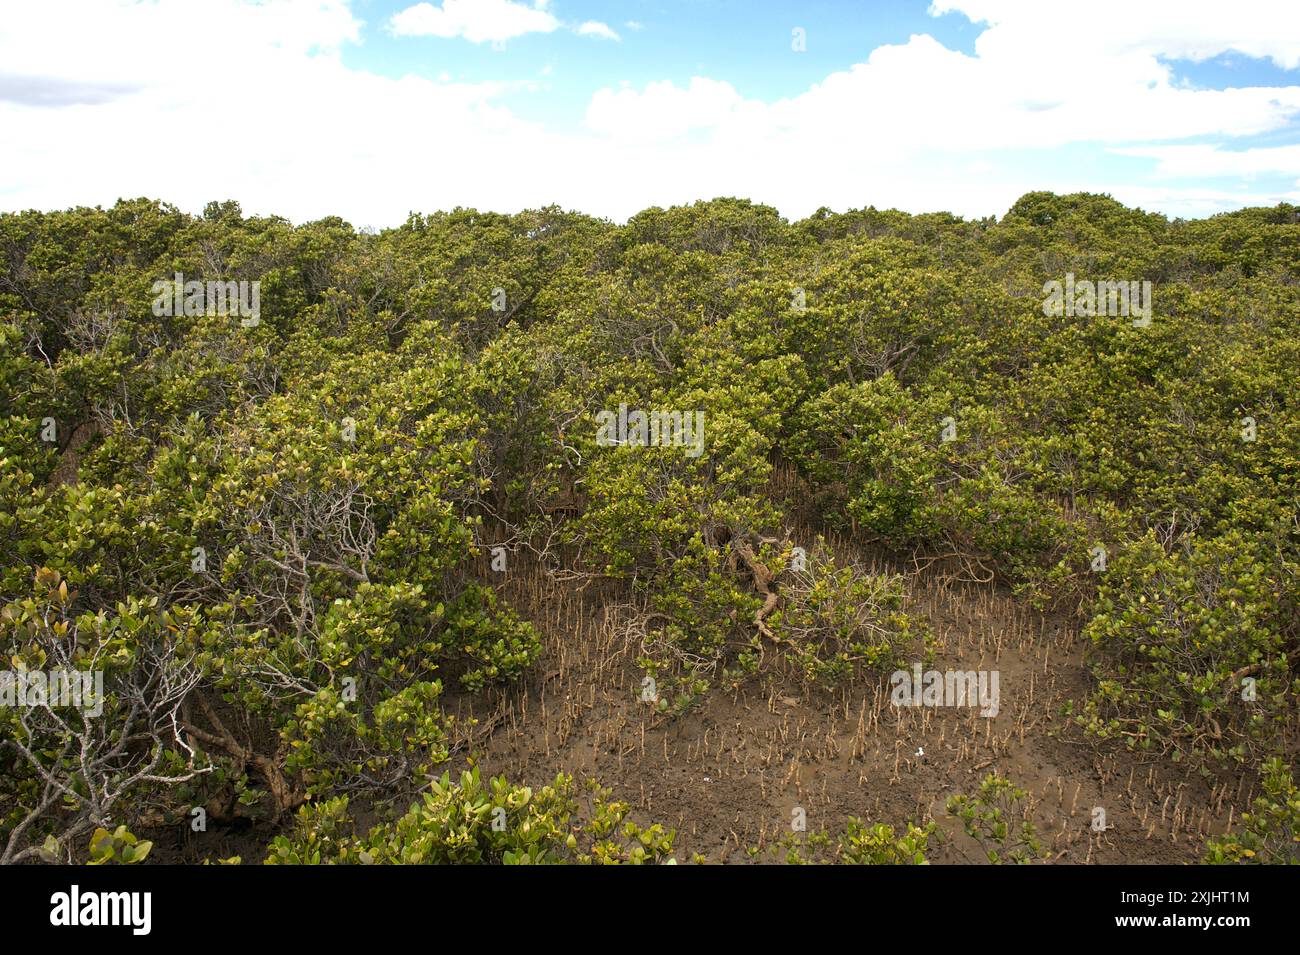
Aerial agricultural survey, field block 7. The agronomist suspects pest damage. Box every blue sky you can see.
[2,0,1299,224]
[342,0,988,122]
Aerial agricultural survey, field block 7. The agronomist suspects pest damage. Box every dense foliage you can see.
[1,193,1296,863]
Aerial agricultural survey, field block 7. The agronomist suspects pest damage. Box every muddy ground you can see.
[444,533,1255,865]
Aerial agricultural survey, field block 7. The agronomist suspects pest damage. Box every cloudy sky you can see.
[2,0,1299,224]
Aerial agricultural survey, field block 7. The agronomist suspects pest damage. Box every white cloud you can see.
[933,0,1300,70]
[0,0,545,224]
[576,20,619,42]
[0,0,359,85]
[390,0,558,45]
[1111,143,1300,179]
[1,0,1299,226]
[594,35,1300,149]
[575,4,1300,217]
[587,78,747,141]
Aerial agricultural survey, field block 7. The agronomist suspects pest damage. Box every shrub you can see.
[1078,531,1295,764]
[265,768,676,865]
[946,774,1046,864]
[771,538,925,682]
[838,819,934,865]
[1204,758,1300,864]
